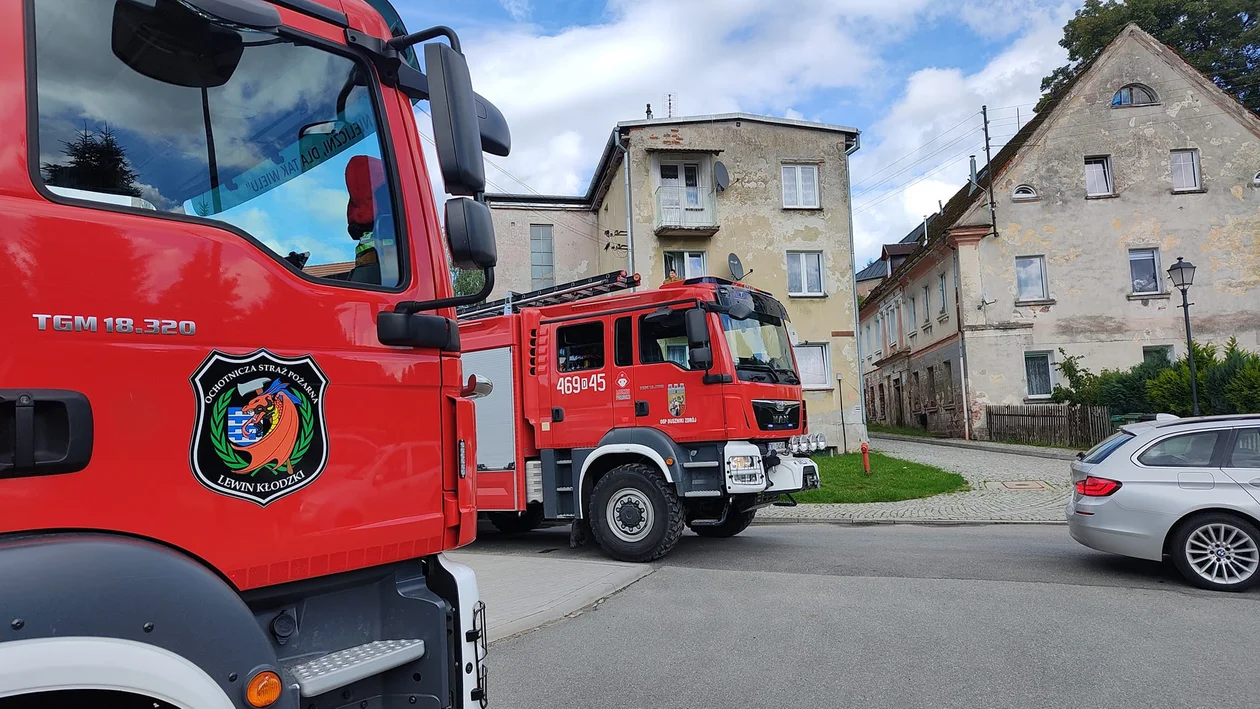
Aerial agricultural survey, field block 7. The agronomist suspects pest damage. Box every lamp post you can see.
[1167,257,1200,416]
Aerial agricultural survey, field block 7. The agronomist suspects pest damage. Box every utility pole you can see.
[982,104,997,239]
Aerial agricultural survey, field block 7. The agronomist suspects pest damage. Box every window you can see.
[639,311,691,369]
[556,322,604,372]
[943,360,954,400]
[786,251,824,296]
[663,250,706,280]
[937,273,947,314]
[1084,157,1114,196]
[1128,248,1161,294]
[659,162,702,208]
[1112,84,1159,107]
[911,371,921,411]
[1227,429,1260,469]
[33,0,404,286]
[908,297,917,332]
[1015,256,1048,301]
[922,285,931,322]
[794,344,831,389]
[781,164,820,208]
[1138,431,1222,468]
[1025,352,1053,398]
[530,224,555,289]
[614,317,633,367]
[1143,345,1174,364]
[925,365,937,407]
[1254,171,1260,186]
[1170,149,1201,191]
[1012,185,1038,202]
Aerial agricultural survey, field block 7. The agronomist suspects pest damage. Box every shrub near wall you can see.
[1052,338,1260,417]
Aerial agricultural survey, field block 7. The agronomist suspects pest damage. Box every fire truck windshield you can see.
[719,313,799,385]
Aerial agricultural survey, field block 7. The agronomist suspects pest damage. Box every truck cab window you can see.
[639,312,691,369]
[31,0,402,287]
[614,317,633,367]
[557,322,604,372]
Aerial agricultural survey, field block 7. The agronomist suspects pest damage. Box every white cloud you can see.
[499,0,530,22]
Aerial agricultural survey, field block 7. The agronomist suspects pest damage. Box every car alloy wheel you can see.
[1185,522,1259,586]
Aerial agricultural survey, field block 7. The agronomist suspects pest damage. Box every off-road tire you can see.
[1170,511,1260,592]
[488,503,545,535]
[689,509,756,538]
[588,463,684,562]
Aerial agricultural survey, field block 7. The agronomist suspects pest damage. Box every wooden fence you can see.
[984,404,1112,449]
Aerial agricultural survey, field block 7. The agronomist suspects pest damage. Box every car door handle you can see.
[0,389,94,478]
[551,407,565,423]
[635,401,649,417]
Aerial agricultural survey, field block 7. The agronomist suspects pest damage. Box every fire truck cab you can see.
[459,273,824,562]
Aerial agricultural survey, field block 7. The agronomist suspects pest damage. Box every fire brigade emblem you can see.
[667,383,686,417]
[189,350,329,506]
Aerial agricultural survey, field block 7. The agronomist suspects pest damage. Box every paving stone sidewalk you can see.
[757,437,1073,525]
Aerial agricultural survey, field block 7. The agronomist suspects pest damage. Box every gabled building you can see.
[860,23,1260,439]
[485,112,867,450]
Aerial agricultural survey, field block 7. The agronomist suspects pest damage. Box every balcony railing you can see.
[654,185,718,236]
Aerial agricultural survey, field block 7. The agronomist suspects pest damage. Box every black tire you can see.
[488,502,545,535]
[588,463,684,562]
[1170,512,1260,592]
[689,509,756,538]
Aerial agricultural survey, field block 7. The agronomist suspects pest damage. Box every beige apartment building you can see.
[860,23,1260,439]
[485,112,867,450]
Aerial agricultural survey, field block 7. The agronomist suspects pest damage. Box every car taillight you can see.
[1075,476,1122,496]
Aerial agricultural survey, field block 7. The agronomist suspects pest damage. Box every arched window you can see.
[1012,184,1038,202]
[1254,171,1260,186]
[1112,84,1159,107]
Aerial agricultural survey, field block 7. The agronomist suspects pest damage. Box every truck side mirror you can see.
[684,309,712,370]
[446,197,497,270]
[423,42,485,196]
[474,92,511,157]
[688,346,713,371]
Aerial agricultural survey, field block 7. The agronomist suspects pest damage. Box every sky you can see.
[396,0,1082,270]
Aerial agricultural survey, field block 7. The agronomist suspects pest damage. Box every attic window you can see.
[1112,84,1159,107]
[1254,171,1260,186]
[1012,184,1038,202]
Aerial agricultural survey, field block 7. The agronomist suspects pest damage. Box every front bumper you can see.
[435,554,488,708]
[766,455,820,493]
[722,441,820,494]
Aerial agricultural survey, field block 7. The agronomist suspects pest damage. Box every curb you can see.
[751,516,1066,527]
[870,433,1081,461]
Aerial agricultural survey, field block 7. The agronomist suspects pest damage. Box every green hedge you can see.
[1052,338,1260,416]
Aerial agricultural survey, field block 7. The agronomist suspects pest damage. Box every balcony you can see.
[653,185,719,236]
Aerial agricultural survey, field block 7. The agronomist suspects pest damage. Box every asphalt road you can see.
[478,524,1260,709]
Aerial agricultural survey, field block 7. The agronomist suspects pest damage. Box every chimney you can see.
[645,103,653,120]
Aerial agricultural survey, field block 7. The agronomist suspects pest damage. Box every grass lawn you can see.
[866,422,936,438]
[792,452,969,504]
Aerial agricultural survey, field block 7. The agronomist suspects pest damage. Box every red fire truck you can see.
[2,0,505,707]
[458,272,825,562]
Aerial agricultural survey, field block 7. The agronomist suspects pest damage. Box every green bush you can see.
[1226,358,1260,413]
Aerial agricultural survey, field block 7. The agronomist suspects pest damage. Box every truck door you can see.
[633,306,726,443]
[611,316,638,428]
[4,0,454,585]
[547,317,615,449]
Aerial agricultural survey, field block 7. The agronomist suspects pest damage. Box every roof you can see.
[855,260,887,282]
[882,244,918,257]
[486,112,860,209]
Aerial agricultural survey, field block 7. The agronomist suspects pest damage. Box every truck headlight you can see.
[728,455,756,469]
[812,433,826,451]
[728,455,763,485]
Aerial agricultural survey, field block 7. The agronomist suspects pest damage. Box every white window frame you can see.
[781,163,820,209]
[529,223,554,290]
[794,342,832,390]
[663,250,706,279]
[937,273,947,314]
[1084,156,1114,197]
[1024,351,1054,399]
[1143,345,1174,364]
[1128,248,1162,295]
[1170,149,1202,192]
[907,296,917,334]
[1015,255,1049,301]
[1012,184,1038,202]
[786,250,825,296]
[921,285,931,324]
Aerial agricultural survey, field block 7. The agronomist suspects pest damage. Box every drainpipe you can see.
[843,132,864,449]
[950,241,972,440]
[612,130,635,287]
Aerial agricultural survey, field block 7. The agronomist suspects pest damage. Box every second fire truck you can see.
[458,272,825,562]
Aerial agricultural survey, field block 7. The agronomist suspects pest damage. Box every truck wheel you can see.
[488,503,544,535]
[690,509,756,538]
[588,463,684,562]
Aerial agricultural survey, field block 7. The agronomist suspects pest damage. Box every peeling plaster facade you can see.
[485,113,867,451]
[861,24,1260,440]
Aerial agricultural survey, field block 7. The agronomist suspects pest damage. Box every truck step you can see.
[284,639,426,697]
[555,459,572,465]
[556,486,573,492]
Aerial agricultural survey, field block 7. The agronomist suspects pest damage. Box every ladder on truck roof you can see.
[457,270,641,321]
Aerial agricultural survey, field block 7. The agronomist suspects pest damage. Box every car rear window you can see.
[1138,431,1222,467]
[1081,431,1134,464]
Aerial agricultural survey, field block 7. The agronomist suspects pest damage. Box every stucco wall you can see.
[486,205,598,299]
[620,120,865,450]
[949,29,1260,435]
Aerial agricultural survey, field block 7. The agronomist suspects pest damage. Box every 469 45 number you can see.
[555,373,605,395]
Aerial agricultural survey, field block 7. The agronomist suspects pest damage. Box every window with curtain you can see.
[1129,248,1161,294]
[530,224,554,289]
[1171,150,1201,191]
[781,164,819,208]
[794,343,830,389]
[1085,157,1114,196]
[786,251,824,295]
[1025,352,1052,397]
[1015,255,1048,300]
[937,273,947,313]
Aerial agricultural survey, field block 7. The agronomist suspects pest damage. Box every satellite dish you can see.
[728,253,745,281]
[713,161,730,191]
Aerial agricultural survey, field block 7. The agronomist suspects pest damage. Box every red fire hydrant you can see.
[860,442,871,475]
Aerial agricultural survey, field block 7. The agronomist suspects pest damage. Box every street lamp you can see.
[1167,257,1200,416]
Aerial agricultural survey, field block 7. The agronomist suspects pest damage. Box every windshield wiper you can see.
[735,361,779,383]
[772,367,800,385]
